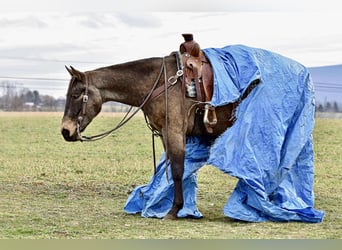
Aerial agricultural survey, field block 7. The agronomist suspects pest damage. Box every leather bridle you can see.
[75,52,184,142]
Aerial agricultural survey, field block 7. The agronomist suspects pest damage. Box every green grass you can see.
[0,113,341,239]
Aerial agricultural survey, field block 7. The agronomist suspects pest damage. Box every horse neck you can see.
[89,57,165,107]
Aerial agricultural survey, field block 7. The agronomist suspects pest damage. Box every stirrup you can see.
[203,104,217,133]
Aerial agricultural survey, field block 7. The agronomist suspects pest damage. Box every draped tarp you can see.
[124,136,210,218]
[124,45,325,222]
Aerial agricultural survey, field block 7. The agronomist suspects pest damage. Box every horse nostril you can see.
[61,128,71,140]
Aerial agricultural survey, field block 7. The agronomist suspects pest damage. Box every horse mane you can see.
[91,57,163,74]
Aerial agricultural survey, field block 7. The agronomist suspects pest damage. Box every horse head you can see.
[61,66,102,141]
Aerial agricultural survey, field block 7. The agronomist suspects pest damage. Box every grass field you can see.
[0,112,341,239]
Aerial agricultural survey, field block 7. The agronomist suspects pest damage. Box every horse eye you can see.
[70,85,85,100]
[71,93,82,100]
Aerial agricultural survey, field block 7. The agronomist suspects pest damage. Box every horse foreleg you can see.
[164,151,185,220]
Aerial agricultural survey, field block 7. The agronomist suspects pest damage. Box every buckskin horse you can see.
[61,35,238,219]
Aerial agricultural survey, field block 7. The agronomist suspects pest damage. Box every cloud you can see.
[78,18,102,29]
[115,13,162,28]
[0,15,48,28]
[69,13,116,29]
[0,0,341,12]
[0,43,84,58]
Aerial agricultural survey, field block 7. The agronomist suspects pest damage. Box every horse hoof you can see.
[163,214,177,220]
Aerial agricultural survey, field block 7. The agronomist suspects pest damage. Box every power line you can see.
[315,86,342,89]
[1,75,342,95]
[0,56,112,65]
[314,82,342,93]
[0,76,68,82]
[315,82,342,86]
[1,75,340,86]
[315,89,342,93]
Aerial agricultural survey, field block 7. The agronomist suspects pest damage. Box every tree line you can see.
[316,101,341,113]
[0,81,132,112]
[0,81,65,111]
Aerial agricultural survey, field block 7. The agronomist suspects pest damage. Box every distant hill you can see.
[308,64,342,103]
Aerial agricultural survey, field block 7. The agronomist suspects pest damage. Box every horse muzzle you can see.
[61,118,81,142]
[61,128,80,141]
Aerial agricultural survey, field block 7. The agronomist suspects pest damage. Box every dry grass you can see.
[0,112,341,239]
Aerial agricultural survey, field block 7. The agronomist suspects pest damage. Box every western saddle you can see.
[180,34,217,133]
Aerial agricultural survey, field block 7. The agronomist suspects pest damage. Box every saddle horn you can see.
[180,33,201,57]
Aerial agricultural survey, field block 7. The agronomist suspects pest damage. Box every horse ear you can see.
[65,65,84,81]
[65,65,73,76]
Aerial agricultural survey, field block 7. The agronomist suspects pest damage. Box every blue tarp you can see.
[124,136,210,218]
[124,45,325,222]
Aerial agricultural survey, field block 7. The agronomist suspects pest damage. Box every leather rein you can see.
[76,52,184,142]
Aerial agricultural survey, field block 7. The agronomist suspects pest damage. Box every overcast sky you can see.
[0,0,341,98]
